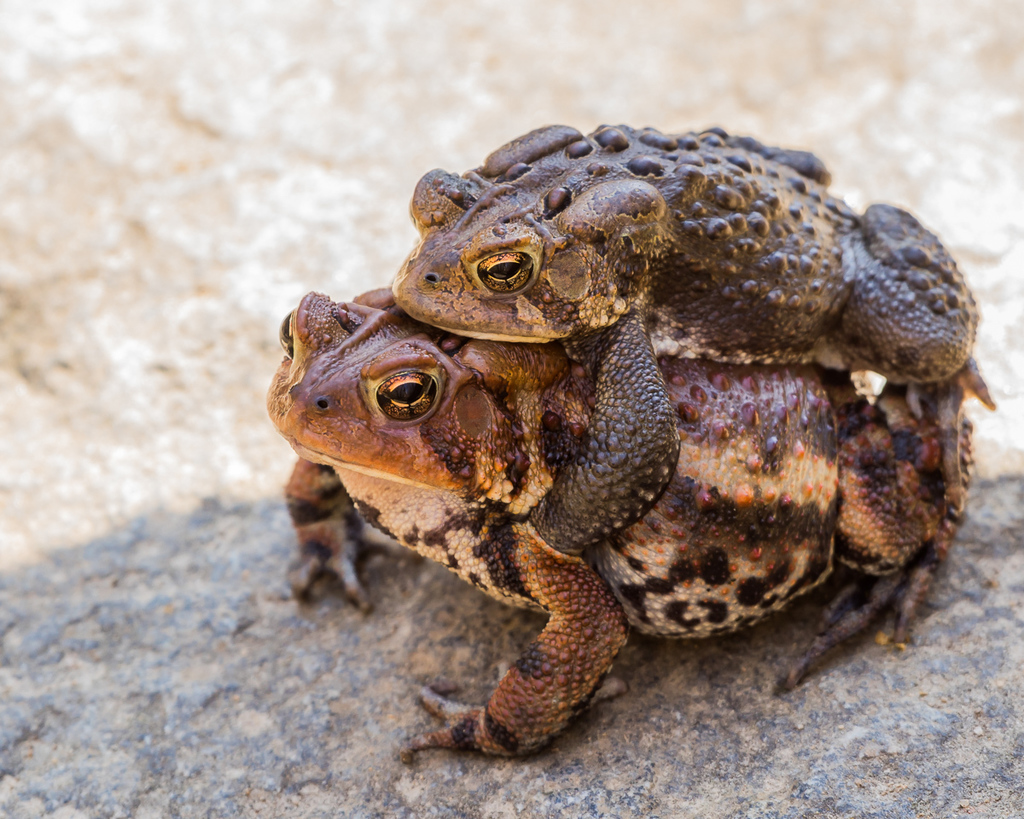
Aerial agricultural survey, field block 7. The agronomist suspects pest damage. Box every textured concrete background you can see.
[1,1,1022,817]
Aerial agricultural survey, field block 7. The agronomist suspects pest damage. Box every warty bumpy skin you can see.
[268,292,968,758]
[530,307,680,552]
[395,123,978,377]
[392,123,984,558]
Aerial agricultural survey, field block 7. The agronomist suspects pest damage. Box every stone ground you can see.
[1,1,1023,817]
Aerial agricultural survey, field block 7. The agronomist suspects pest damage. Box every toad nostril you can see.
[314,396,330,410]
[424,272,440,284]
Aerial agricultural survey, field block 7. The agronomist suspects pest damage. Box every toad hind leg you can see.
[836,204,979,386]
[907,356,994,517]
[532,307,680,554]
[401,523,630,760]
[834,205,992,514]
[284,458,394,610]
[781,380,973,689]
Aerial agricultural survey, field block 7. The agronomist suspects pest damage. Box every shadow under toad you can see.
[0,478,1021,818]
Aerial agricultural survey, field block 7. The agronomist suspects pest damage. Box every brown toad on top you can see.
[267,290,970,759]
[393,124,992,558]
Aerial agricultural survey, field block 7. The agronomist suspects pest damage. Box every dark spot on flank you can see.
[642,575,675,595]
[698,599,729,623]
[423,526,447,549]
[664,600,700,628]
[473,523,530,600]
[699,547,732,586]
[353,500,395,538]
[618,584,650,624]
[446,510,487,537]
[665,598,688,617]
[640,554,699,591]
[627,556,645,572]
[736,576,768,607]
[767,560,792,588]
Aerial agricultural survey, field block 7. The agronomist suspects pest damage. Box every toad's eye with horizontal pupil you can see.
[477,251,534,292]
[280,312,294,358]
[376,372,439,420]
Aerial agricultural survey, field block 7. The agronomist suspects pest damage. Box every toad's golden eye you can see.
[280,312,295,358]
[477,251,534,293]
[376,371,439,420]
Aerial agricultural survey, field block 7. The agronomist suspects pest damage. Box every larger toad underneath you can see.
[268,290,971,759]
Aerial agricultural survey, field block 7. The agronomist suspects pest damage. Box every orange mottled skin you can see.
[268,290,970,758]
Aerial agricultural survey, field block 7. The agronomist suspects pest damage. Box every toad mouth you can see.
[284,436,443,492]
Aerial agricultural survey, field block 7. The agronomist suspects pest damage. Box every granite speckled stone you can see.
[1,483,1023,817]
[1,0,1023,816]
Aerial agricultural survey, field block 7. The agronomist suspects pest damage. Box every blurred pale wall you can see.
[1,0,1022,566]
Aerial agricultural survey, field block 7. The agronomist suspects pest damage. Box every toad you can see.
[267,290,971,758]
[392,124,993,558]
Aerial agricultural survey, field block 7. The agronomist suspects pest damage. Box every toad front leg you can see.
[284,458,395,609]
[401,523,630,759]
[532,308,680,554]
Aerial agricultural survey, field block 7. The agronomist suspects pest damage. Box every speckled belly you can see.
[590,360,839,637]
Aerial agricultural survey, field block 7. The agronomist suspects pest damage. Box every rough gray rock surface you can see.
[1,482,1023,817]
[2,1,1023,816]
